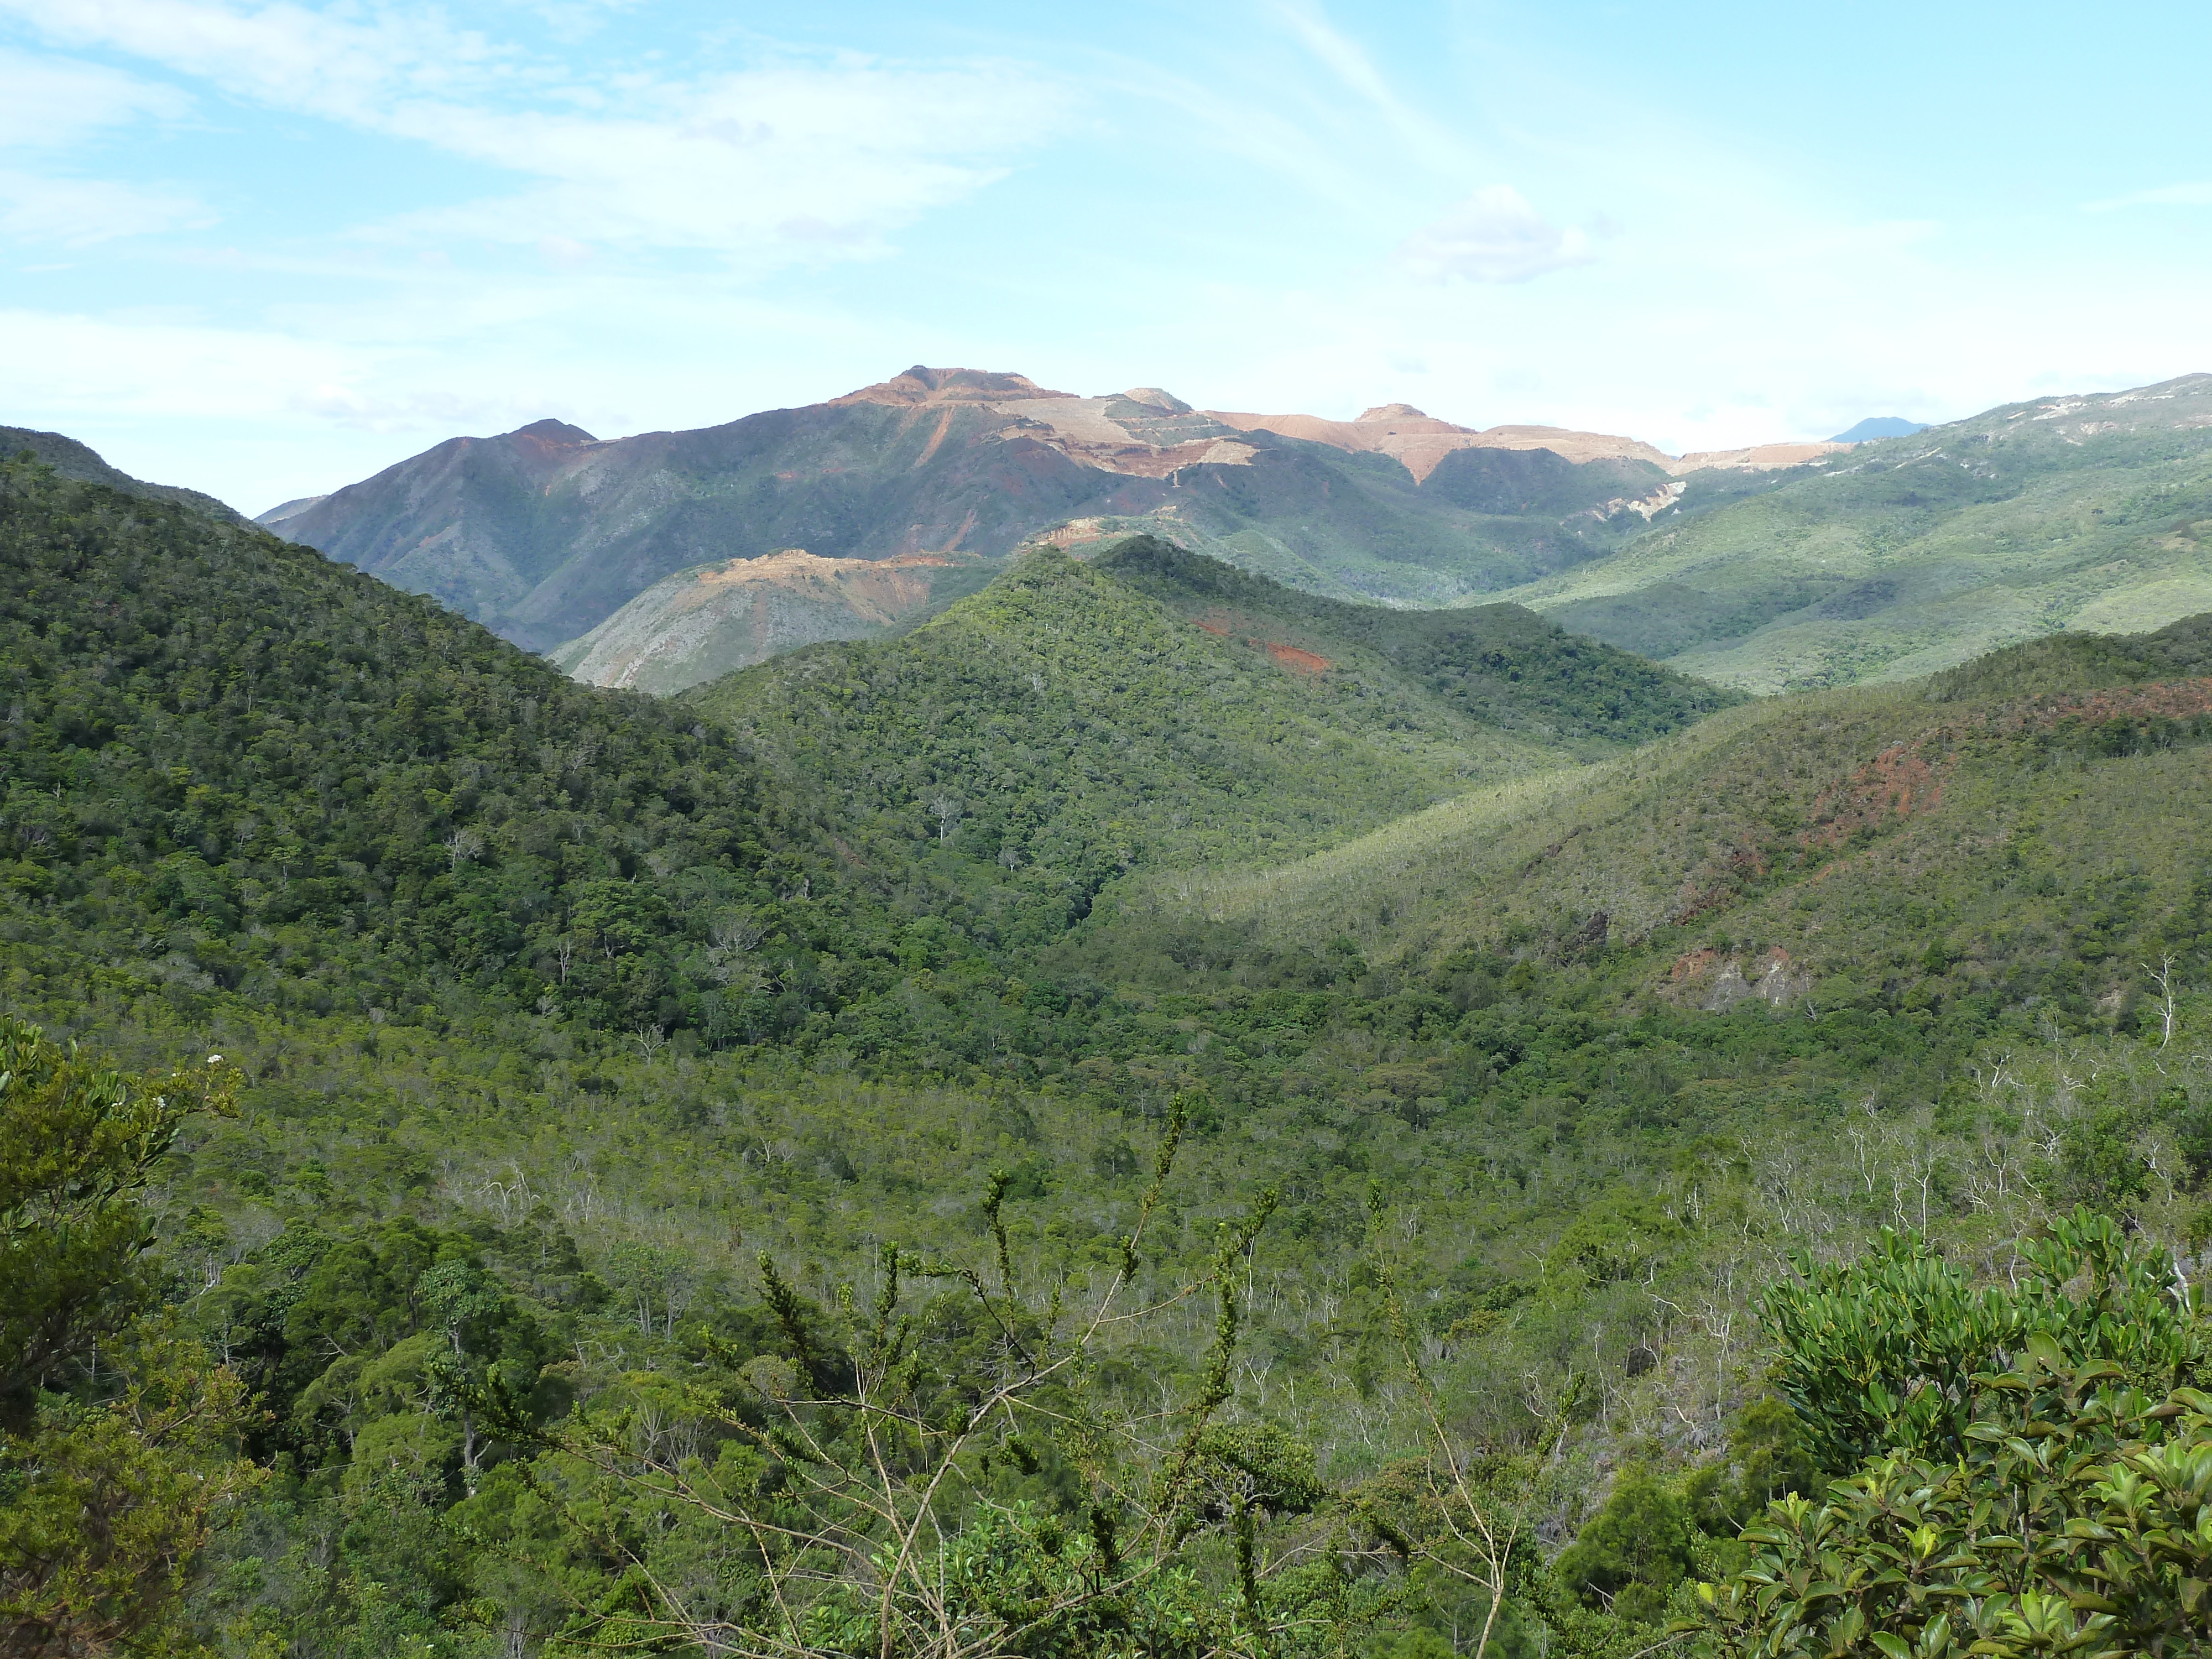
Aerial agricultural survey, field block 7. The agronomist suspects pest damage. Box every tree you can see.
[1756,1209,2205,1475]
[0,1020,261,1656]
[1,1019,234,1427]
[1357,1188,1578,1659]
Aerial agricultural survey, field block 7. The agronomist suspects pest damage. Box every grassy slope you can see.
[1091,615,2212,1032]
[1496,374,2212,691]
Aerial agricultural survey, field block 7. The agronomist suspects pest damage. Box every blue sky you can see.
[4,0,2210,513]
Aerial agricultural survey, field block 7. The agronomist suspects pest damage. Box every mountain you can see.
[0,449,844,1044]
[258,367,1825,656]
[1501,372,2212,691]
[1829,416,1929,441]
[2,422,244,523]
[1079,609,2212,1038]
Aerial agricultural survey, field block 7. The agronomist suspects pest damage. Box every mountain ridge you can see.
[3,423,246,524]
[1507,371,2212,691]
[262,368,1747,648]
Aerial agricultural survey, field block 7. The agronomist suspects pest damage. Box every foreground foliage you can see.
[1697,1215,2212,1659]
[0,1018,258,1655]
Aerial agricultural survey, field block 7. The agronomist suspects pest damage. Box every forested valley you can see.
[7,455,2212,1659]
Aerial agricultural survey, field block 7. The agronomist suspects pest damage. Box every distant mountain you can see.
[262,367,1827,660]
[1829,416,1929,442]
[1502,374,2212,691]
[2,424,244,523]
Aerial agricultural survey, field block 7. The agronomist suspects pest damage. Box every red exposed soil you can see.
[1263,641,1331,674]
[1193,618,1230,635]
[1984,677,2212,734]
[1801,742,1951,850]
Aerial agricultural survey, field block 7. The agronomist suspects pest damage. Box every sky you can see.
[4,0,2211,515]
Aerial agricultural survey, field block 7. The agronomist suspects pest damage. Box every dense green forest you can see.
[6,457,2212,1659]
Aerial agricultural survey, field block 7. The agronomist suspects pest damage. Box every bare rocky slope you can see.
[551,548,997,693]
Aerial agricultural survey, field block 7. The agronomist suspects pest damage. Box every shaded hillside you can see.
[1082,611,2212,1042]
[0,456,852,1046]
[682,537,1734,954]
[264,368,1731,652]
[2,423,244,524]
[1509,373,2212,690]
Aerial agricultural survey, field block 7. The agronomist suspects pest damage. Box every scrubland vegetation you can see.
[6,461,2212,1658]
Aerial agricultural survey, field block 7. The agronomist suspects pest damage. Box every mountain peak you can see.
[1828,416,1928,442]
[1358,403,1431,421]
[1117,387,1192,415]
[511,418,598,444]
[833,366,1074,407]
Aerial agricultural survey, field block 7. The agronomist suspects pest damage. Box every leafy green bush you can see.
[1759,1211,2206,1473]
[1556,1470,1695,1625]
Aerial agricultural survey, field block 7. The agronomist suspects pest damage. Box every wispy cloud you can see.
[0,170,212,243]
[1394,186,1593,283]
[2086,181,2212,211]
[0,46,192,145]
[4,0,1067,264]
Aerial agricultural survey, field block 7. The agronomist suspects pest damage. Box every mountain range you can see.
[1511,373,2212,691]
[255,367,2212,698]
[255,367,1829,686]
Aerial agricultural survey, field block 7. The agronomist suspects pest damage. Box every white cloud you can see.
[0,46,191,145]
[0,169,211,243]
[2086,181,2212,211]
[0,307,371,419]
[1394,186,1594,284]
[4,0,1066,265]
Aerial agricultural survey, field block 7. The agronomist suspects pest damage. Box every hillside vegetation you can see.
[685,536,1735,955]
[1511,373,2212,690]
[0,456,860,1048]
[8,457,2212,1659]
[1086,612,2212,1050]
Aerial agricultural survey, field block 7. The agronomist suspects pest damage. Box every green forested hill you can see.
[11,456,2212,1659]
[4,422,246,523]
[683,536,1734,954]
[0,457,857,1046]
[1088,611,2212,1043]
[1506,372,2212,690]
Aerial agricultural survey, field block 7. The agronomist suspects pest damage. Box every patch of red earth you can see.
[1984,677,2212,734]
[1802,742,1952,851]
[914,408,955,469]
[1193,619,1230,635]
[1668,947,1720,982]
[1264,641,1332,674]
